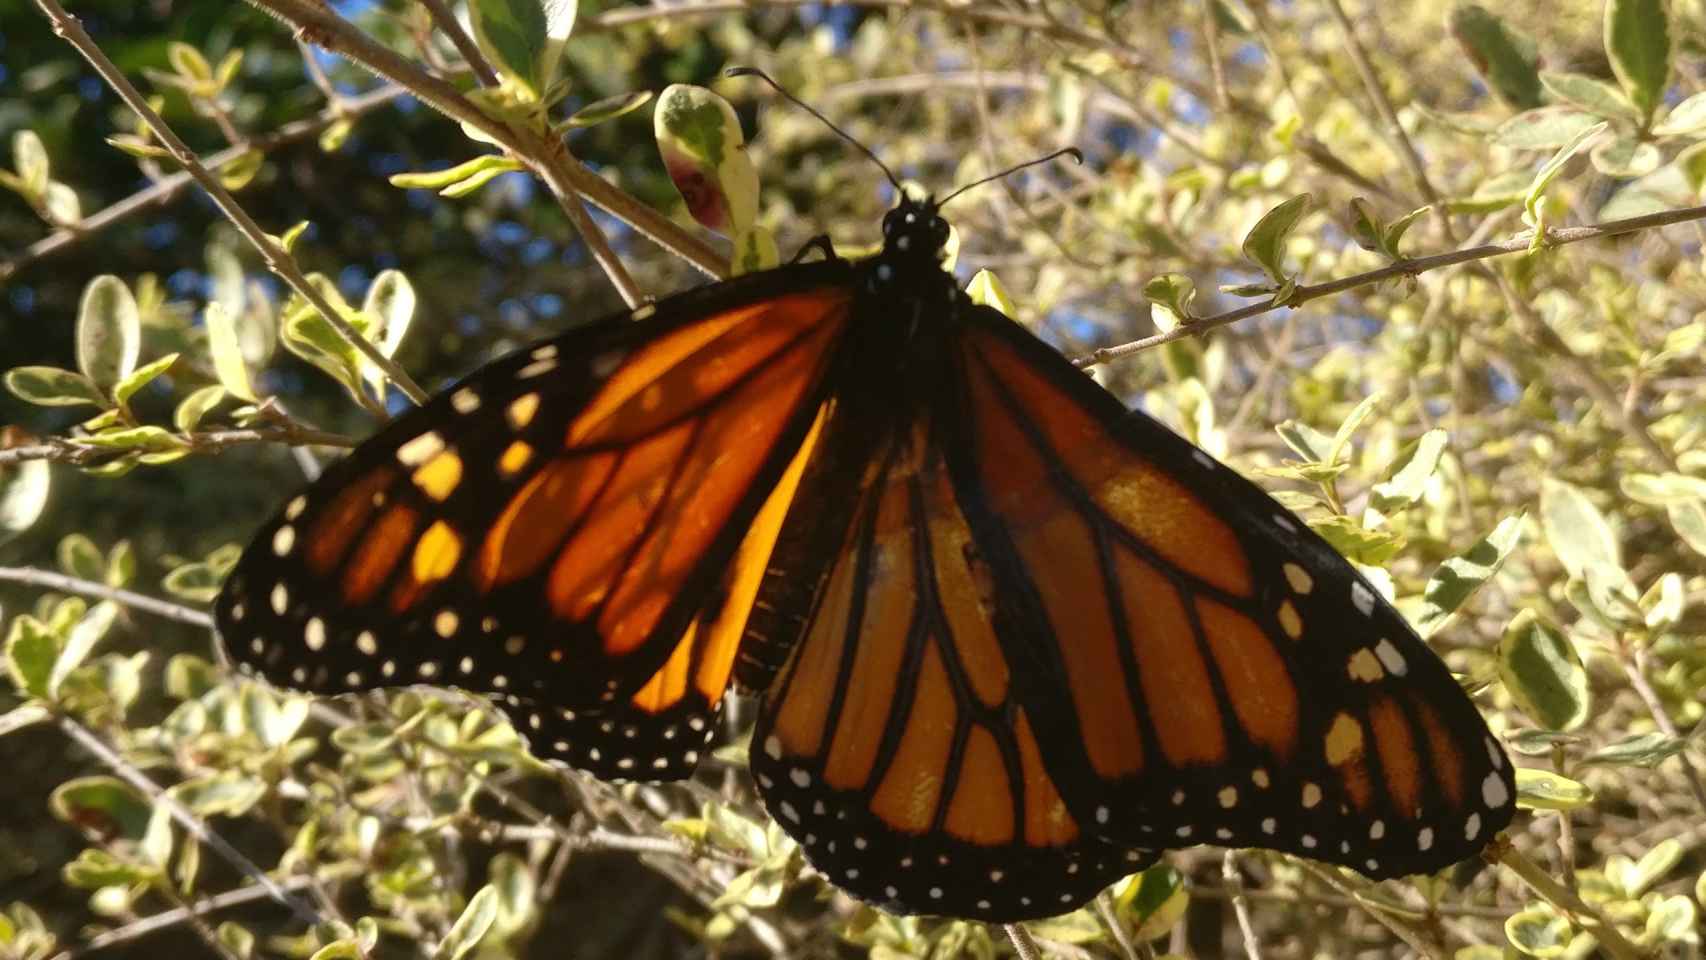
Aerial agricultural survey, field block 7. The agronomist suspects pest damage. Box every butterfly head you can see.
[881,196,952,265]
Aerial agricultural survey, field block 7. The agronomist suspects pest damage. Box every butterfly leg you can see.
[790,235,840,264]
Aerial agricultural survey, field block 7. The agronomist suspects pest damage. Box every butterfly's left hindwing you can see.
[940,305,1515,879]
[215,264,854,779]
[748,396,1153,923]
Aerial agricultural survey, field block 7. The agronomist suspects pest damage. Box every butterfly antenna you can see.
[938,147,1084,208]
[724,66,902,192]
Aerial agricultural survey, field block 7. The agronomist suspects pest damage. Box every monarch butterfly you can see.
[215,78,1515,924]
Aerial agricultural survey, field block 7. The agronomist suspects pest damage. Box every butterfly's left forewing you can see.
[216,267,854,778]
[940,305,1515,880]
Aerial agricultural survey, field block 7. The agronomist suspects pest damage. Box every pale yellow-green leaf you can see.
[76,275,142,395]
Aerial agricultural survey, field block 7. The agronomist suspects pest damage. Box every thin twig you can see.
[0,427,355,467]
[1075,202,1706,368]
[1622,646,1706,813]
[417,0,498,87]
[1486,268,1678,472]
[56,716,324,928]
[0,567,214,628]
[245,0,722,282]
[1298,864,1445,959]
[0,84,405,281]
[48,874,328,960]
[1093,891,1144,960]
[1198,0,1231,114]
[1004,924,1043,960]
[1319,0,1454,242]
[32,0,430,406]
[1187,879,1510,920]
[1498,847,1644,960]
[1221,851,1262,960]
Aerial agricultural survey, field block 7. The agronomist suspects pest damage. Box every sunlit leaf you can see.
[1499,609,1589,731]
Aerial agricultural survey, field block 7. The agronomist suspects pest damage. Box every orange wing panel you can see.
[1196,597,1299,757]
[974,338,1251,597]
[869,642,956,833]
[944,726,1016,845]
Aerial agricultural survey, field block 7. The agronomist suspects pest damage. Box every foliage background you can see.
[2,0,1706,958]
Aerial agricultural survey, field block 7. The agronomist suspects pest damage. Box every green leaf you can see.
[731,225,779,277]
[1413,513,1524,638]
[1327,392,1382,468]
[58,533,103,581]
[1590,136,1662,178]
[167,41,213,84]
[308,941,363,960]
[0,455,50,547]
[1619,472,1706,504]
[1514,768,1594,811]
[1275,419,1333,462]
[389,154,521,190]
[1539,476,1621,580]
[1624,838,1682,896]
[217,150,264,192]
[13,129,51,196]
[1498,609,1589,731]
[318,118,353,153]
[80,426,187,453]
[1382,205,1430,257]
[4,366,107,408]
[1118,864,1188,942]
[469,0,550,95]
[1526,121,1609,224]
[1494,107,1604,150]
[488,852,536,936]
[1653,90,1706,135]
[361,269,415,397]
[1505,905,1573,957]
[44,182,81,224]
[330,723,398,755]
[1641,572,1685,630]
[49,776,152,840]
[1370,429,1448,511]
[1448,4,1543,109]
[966,270,1017,317]
[438,164,518,198]
[174,385,227,433]
[1240,193,1311,284]
[205,302,258,402]
[655,83,758,235]
[242,684,309,749]
[1666,499,1706,557]
[62,849,156,890]
[112,353,179,407]
[5,616,57,699]
[76,275,142,395]
[1144,273,1198,328]
[1507,728,1584,756]
[49,601,118,699]
[1580,731,1683,767]
[275,220,310,253]
[216,922,254,960]
[1644,894,1695,942]
[1605,0,1671,121]
[562,89,652,128]
[1348,197,1383,253]
[1308,515,1404,564]
[1539,71,1640,122]
[167,772,267,818]
[0,702,51,737]
[434,886,499,960]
